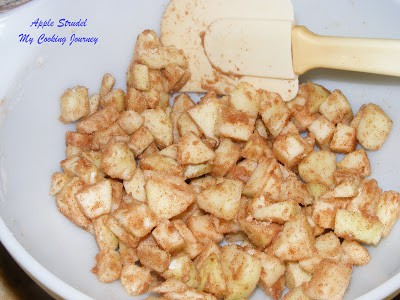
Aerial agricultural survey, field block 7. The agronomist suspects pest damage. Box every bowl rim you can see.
[1,213,399,299]
[0,217,92,300]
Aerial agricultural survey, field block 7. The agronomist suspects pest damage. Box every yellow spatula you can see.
[161,0,400,100]
[204,18,400,80]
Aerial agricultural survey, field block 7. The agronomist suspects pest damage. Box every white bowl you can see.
[0,0,400,299]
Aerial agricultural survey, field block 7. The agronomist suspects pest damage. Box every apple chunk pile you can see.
[51,30,400,300]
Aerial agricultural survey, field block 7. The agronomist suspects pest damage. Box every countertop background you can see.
[0,242,52,299]
[0,0,30,12]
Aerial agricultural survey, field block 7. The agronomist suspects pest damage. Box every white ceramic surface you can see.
[0,0,399,299]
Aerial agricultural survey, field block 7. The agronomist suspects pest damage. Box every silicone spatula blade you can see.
[160,0,299,100]
[204,18,296,80]
[203,18,400,80]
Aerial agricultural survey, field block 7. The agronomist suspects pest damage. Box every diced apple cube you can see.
[211,138,241,177]
[285,262,312,290]
[286,86,318,131]
[198,253,226,297]
[376,191,400,237]
[355,103,393,150]
[187,215,224,244]
[125,88,147,113]
[273,133,311,168]
[121,264,152,296]
[59,86,89,123]
[130,63,150,91]
[137,237,170,273]
[187,93,220,140]
[173,220,203,259]
[92,123,129,151]
[307,182,329,200]
[241,132,273,162]
[163,64,190,92]
[77,105,119,134]
[334,209,383,245]
[308,115,335,148]
[55,177,91,230]
[303,81,330,114]
[347,179,382,217]
[159,144,178,160]
[92,249,122,283]
[61,155,103,185]
[226,159,257,183]
[184,164,212,179]
[117,110,144,135]
[252,199,301,224]
[177,111,202,138]
[253,251,286,299]
[135,42,188,70]
[243,158,282,198]
[102,142,136,180]
[197,179,243,221]
[280,175,313,206]
[239,218,282,249]
[216,99,256,141]
[123,167,146,202]
[142,108,173,149]
[76,180,112,219]
[177,132,215,165]
[100,89,125,112]
[163,255,200,289]
[113,203,158,238]
[145,174,195,220]
[260,90,291,137]
[340,240,370,266]
[148,69,169,92]
[272,214,315,261]
[221,245,261,300]
[152,220,185,254]
[99,73,115,97]
[170,94,195,140]
[49,172,71,196]
[65,131,93,152]
[140,153,183,177]
[337,149,370,177]
[304,259,352,300]
[107,217,140,249]
[298,150,336,186]
[92,215,118,251]
[128,126,155,156]
[312,199,342,229]
[319,89,353,124]
[330,123,357,153]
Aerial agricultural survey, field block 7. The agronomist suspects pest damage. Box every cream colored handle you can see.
[292,26,400,76]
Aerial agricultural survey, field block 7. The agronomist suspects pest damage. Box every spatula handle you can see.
[292,26,400,77]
